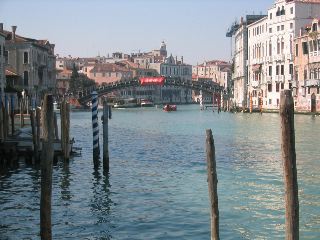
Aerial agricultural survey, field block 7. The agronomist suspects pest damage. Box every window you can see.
[281,65,284,75]
[276,65,280,75]
[281,6,285,15]
[277,41,280,54]
[289,83,292,89]
[4,50,8,64]
[290,7,293,14]
[269,66,272,76]
[304,69,308,80]
[23,71,29,86]
[276,7,281,16]
[270,13,273,19]
[317,88,320,94]
[269,27,272,33]
[277,26,280,31]
[290,23,293,29]
[289,64,293,75]
[276,83,280,92]
[268,83,272,92]
[281,83,284,89]
[312,23,317,32]
[302,42,308,54]
[269,42,272,56]
[281,25,284,31]
[308,87,311,94]
[281,40,284,53]
[269,99,272,104]
[309,40,314,52]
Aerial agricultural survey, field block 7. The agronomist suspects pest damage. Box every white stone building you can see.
[245,0,320,110]
[227,15,267,108]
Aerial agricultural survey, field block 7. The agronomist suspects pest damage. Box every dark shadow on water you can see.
[60,161,72,202]
[91,168,113,239]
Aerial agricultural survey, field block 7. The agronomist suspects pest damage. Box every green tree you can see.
[69,63,96,96]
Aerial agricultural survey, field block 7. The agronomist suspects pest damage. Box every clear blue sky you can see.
[0,0,272,65]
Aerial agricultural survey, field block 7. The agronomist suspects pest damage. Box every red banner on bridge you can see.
[139,76,165,86]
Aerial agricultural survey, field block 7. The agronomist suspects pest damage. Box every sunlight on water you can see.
[0,105,319,239]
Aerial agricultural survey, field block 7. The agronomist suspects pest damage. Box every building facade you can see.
[227,15,267,108]
[234,0,320,111]
[294,18,320,112]
[3,25,56,96]
[0,25,5,96]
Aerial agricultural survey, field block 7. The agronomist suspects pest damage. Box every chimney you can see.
[0,23,3,32]
[11,25,17,41]
[181,56,184,64]
[175,56,178,63]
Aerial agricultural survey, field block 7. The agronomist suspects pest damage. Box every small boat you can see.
[163,104,177,112]
[140,99,154,107]
[113,98,139,108]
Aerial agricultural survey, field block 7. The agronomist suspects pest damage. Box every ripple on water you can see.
[0,107,320,239]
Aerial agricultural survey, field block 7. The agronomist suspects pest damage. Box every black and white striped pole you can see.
[92,91,100,168]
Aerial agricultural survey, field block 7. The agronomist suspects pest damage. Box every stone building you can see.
[0,24,5,96]
[227,15,266,108]
[231,0,320,110]
[294,18,320,112]
[2,25,56,96]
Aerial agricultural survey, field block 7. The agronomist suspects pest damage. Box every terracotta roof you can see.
[89,63,131,73]
[5,66,19,76]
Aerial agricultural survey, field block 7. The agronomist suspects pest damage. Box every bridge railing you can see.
[77,77,223,104]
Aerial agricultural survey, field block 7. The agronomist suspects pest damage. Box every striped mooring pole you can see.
[91,91,100,167]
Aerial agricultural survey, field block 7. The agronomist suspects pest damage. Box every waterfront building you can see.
[56,69,72,96]
[294,18,320,112]
[0,24,5,96]
[227,15,267,108]
[84,63,133,85]
[192,60,232,90]
[231,0,320,110]
[2,24,56,97]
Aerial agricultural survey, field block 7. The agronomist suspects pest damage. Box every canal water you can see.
[0,105,319,239]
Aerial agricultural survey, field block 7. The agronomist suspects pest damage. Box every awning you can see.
[252,64,261,72]
[140,76,165,86]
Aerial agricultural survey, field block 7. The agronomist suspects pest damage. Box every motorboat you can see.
[113,98,139,108]
[140,99,154,107]
[163,104,177,112]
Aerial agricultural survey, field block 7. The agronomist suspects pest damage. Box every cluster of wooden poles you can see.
[206,90,299,239]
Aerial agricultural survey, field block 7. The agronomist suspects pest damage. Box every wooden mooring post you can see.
[10,95,15,135]
[54,112,59,141]
[103,100,109,172]
[60,101,70,161]
[205,129,220,240]
[40,94,54,240]
[0,98,3,141]
[30,110,38,164]
[280,90,299,240]
[91,91,100,168]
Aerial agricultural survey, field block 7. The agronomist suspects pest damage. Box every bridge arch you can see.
[77,77,222,105]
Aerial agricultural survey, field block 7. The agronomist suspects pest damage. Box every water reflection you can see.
[90,168,113,239]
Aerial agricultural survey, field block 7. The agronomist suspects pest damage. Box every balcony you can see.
[266,56,272,62]
[275,54,285,62]
[266,76,272,83]
[309,52,320,63]
[286,54,293,61]
[275,75,285,83]
[305,79,320,87]
[286,75,293,82]
[251,81,260,88]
